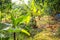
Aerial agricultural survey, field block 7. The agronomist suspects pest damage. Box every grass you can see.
[33,30,60,40]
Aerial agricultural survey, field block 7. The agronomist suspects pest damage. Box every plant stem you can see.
[14,32,16,40]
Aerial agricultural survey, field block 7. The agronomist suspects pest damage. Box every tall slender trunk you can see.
[14,32,16,40]
[13,25,17,40]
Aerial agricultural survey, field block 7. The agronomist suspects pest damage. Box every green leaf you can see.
[16,14,31,25]
[8,28,14,33]
[8,28,20,33]
[24,15,31,24]
[10,13,16,27]
[15,15,25,25]
[20,29,30,36]
[7,27,30,36]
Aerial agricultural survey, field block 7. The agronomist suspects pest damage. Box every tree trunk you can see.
[14,32,16,40]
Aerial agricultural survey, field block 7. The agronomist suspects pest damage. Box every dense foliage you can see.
[0,0,60,40]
